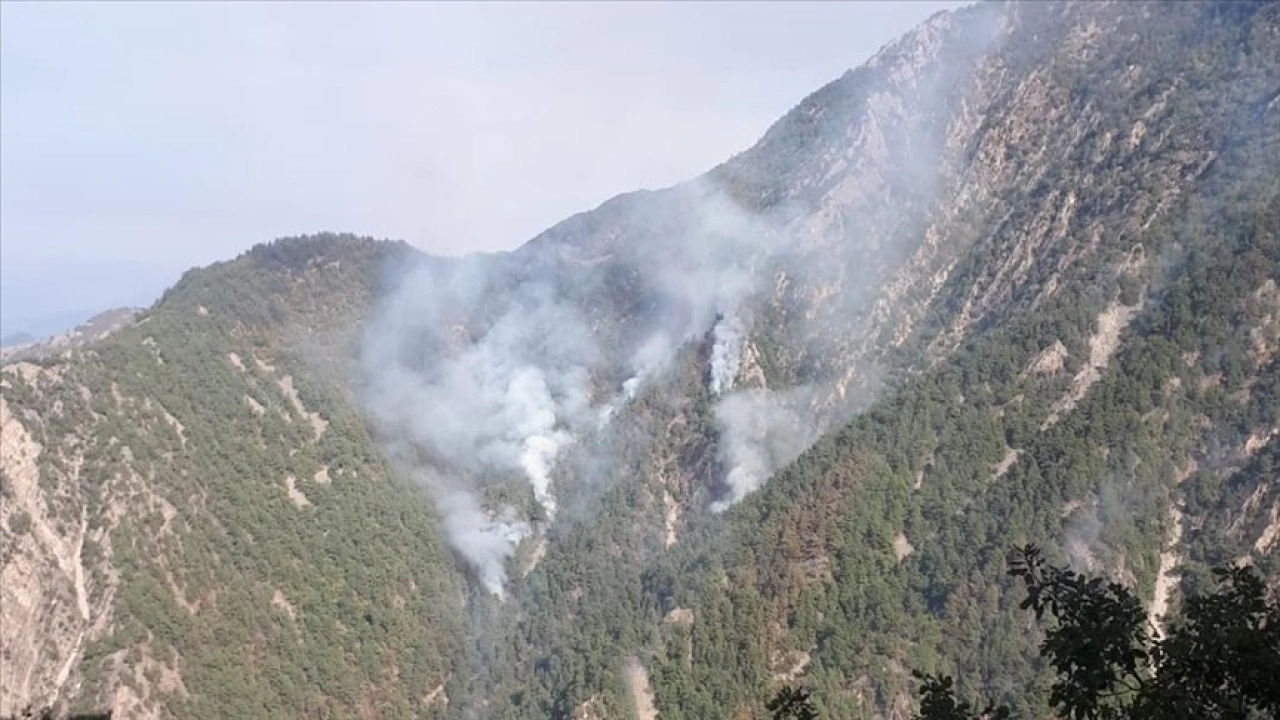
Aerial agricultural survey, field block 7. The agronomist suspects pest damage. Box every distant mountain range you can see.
[0,332,37,348]
[0,308,140,362]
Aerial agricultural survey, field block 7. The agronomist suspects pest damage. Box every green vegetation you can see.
[912,545,1279,720]
[4,235,465,719]
[767,686,821,720]
[6,3,1277,719]
[451,3,1280,717]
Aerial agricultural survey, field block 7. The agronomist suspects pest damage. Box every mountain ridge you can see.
[3,1,1279,718]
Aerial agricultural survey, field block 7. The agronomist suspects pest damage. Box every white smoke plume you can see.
[362,175,912,589]
[598,332,676,427]
[354,0,1014,605]
[361,173,879,591]
[710,387,821,512]
[624,332,675,400]
[709,312,749,395]
[432,482,530,597]
[361,256,600,594]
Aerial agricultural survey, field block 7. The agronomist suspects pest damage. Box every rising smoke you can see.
[361,254,605,595]
[710,386,822,512]
[359,182,820,593]
[709,312,749,396]
[356,1,992,590]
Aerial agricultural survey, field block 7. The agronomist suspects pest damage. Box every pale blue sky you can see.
[1,1,962,337]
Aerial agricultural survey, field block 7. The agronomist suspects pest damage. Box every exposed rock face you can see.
[624,657,658,720]
[1043,300,1142,429]
[1,392,72,716]
[1150,504,1185,639]
[1,368,114,717]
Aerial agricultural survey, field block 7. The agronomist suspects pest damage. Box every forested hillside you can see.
[3,2,1278,719]
[439,2,1280,717]
[2,237,465,718]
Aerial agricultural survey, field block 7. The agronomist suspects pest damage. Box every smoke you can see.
[361,255,601,594]
[360,171,874,593]
[710,387,821,512]
[1062,499,1102,574]
[503,365,583,519]
[432,481,531,597]
[360,149,918,591]
[709,312,748,395]
[356,3,1006,587]
[625,332,675,400]
[1061,478,1158,579]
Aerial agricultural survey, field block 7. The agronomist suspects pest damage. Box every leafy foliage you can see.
[766,685,820,720]
[911,675,1009,720]
[1008,547,1149,719]
[916,546,1280,720]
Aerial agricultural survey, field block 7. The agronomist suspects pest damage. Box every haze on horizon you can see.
[1,1,963,338]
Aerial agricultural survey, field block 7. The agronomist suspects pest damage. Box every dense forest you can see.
[3,237,466,718]
[780,547,1280,720]
[453,3,1280,718]
[3,2,1277,719]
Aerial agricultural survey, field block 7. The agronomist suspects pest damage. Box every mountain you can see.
[0,334,37,349]
[0,309,142,364]
[3,2,1278,719]
[2,239,466,718]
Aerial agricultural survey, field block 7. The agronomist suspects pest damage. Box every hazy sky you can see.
[1,1,963,336]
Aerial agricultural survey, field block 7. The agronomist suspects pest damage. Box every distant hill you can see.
[2,235,464,719]
[0,332,36,348]
[1,308,141,364]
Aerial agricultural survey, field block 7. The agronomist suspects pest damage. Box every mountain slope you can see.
[2,236,465,719]
[3,2,1279,719]
[416,2,1279,717]
[0,308,140,365]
